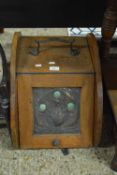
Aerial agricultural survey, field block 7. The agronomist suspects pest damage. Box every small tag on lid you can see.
[35,64,42,67]
[48,61,56,65]
[49,66,60,71]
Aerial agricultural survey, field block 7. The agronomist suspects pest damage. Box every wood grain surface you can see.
[10,32,21,147]
[87,33,103,146]
[17,74,94,149]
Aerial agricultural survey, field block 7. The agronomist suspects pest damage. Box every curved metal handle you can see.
[29,38,80,56]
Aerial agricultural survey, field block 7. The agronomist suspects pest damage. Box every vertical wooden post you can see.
[101,0,117,171]
[101,0,117,60]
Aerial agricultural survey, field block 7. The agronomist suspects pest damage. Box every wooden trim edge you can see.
[87,33,103,146]
[10,32,21,147]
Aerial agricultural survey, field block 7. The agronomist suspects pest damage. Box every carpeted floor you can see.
[0,28,117,175]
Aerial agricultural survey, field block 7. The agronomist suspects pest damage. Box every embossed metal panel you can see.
[32,88,80,135]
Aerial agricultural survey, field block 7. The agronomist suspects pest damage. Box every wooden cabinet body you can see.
[10,33,103,149]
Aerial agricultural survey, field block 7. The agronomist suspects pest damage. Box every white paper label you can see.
[35,64,42,67]
[49,66,60,71]
[48,61,56,65]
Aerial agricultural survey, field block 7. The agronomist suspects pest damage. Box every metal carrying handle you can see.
[29,38,80,56]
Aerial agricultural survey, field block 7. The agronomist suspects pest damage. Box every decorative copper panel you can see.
[32,88,80,135]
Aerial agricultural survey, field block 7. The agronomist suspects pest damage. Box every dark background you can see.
[0,0,107,27]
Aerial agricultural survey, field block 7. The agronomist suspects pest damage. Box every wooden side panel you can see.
[10,32,21,147]
[87,33,103,146]
[17,74,94,149]
[108,90,117,123]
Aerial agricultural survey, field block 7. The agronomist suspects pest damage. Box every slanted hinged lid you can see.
[16,36,94,74]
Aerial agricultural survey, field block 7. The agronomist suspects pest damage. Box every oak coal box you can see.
[10,32,103,149]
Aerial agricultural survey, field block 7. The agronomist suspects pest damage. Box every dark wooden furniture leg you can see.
[101,0,117,171]
[101,0,117,60]
[0,28,4,33]
[107,91,117,171]
[111,125,117,171]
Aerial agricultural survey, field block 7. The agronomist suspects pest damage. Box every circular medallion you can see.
[39,104,46,112]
